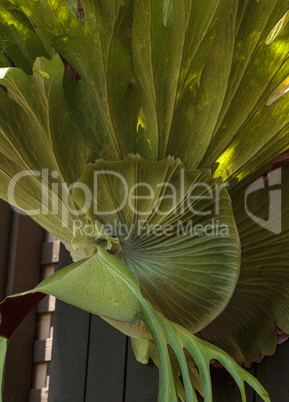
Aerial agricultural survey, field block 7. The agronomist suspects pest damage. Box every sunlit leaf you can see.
[1,0,289,186]
[199,0,289,183]
[0,1,50,73]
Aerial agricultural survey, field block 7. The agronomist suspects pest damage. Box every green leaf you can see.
[71,155,241,333]
[131,337,204,400]
[0,248,269,401]
[8,0,129,159]
[0,52,10,68]
[0,55,90,246]
[1,0,289,187]
[0,337,7,402]
[0,1,51,73]
[168,0,237,167]
[199,165,289,366]
[199,0,289,183]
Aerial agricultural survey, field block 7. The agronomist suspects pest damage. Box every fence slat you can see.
[85,316,127,402]
[197,364,256,402]
[125,340,159,402]
[3,212,44,402]
[0,200,12,301]
[255,341,289,402]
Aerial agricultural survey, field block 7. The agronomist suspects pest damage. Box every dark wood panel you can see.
[48,300,91,402]
[125,340,159,402]
[85,316,127,402]
[198,364,256,402]
[0,200,12,301]
[3,212,44,402]
[255,341,289,402]
[48,244,91,402]
[5,213,44,295]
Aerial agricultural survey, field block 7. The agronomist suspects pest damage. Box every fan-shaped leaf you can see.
[200,166,289,366]
[71,155,240,332]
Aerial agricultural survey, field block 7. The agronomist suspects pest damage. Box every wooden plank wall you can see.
[30,233,60,402]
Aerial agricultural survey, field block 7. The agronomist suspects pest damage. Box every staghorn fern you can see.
[0,0,289,400]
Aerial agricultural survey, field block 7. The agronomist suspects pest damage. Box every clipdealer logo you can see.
[245,168,282,234]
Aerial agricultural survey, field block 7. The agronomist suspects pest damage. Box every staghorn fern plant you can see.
[0,0,289,400]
